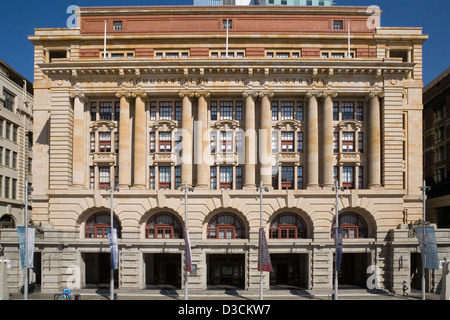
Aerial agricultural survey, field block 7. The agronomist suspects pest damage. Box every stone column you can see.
[116,91,132,189]
[320,91,337,188]
[368,91,383,188]
[306,92,319,189]
[179,91,194,188]
[259,91,274,188]
[133,92,147,189]
[243,91,258,189]
[70,92,88,188]
[195,91,210,189]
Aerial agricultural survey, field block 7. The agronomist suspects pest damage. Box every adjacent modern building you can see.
[424,67,450,229]
[0,59,33,231]
[1,4,447,296]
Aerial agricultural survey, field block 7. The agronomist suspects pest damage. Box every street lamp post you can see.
[107,185,119,301]
[257,181,269,300]
[420,180,431,301]
[180,181,194,300]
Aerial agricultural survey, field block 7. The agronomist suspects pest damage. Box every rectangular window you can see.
[281,166,294,190]
[12,125,17,142]
[99,132,111,152]
[296,102,303,121]
[99,102,113,120]
[90,166,95,190]
[0,119,3,137]
[159,166,171,190]
[220,131,233,153]
[235,131,243,153]
[28,157,32,174]
[90,133,96,153]
[159,102,172,120]
[150,102,157,121]
[159,132,172,152]
[211,166,217,190]
[5,149,10,166]
[272,166,279,189]
[150,166,156,190]
[220,102,233,120]
[331,52,345,59]
[342,132,355,152]
[333,102,339,121]
[271,131,278,153]
[341,102,354,120]
[280,102,294,120]
[175,102,182,121]
[175,166,181,189]
[281,132,294,152]
[4,177,10,198]
[220,166,233,190]
[0,176,2,197]
[115,133,119,153]
[342,166,354,189]
[333,132,339,153]
[235,102,243,121]
[3,89,15,111]
[5,122,10,140]
[150,132,156,153]
[114,166,119,187]
[114,102,120,121]
[210,131,217,153]
[211,102,217,121]
[99,167,110,190]
[297,132,303,153]
[113,21,123,31]
[297,166,303,190]
[222,19,232,30]
[333,20,344,30]
[11,179,17,199]
[356,102,364,121]
[334,166,339,182]
[271,102,278,121]
[12,152,17,168]
[90,102,97,121]
[0,147,2,165]
[358,132,363,153]
[236,166,242,190]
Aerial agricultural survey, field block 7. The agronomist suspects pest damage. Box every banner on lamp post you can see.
[106,227,119,270]
[258,228,272,272]
[332,227,343,272]
[184,227,192,272]
[17,226,35,269]
[416,226,440,270]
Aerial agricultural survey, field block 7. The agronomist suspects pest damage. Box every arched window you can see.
[207,213,245,239]
[332,212,368,238]
[85,212,121,238]
[146,213,183,239]
[0,215,15,229]
[269,213,307,239]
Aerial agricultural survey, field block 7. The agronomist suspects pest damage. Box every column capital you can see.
[115,91,132,100]
[368,90,384,100]
[242,90,259,100]
[178,90,195,100]
[194,91,210,99]
[306,91,320,99]
[318,91,338,99]
[132,91,148,101]
[258,90,274,100]
[69,91,89,103]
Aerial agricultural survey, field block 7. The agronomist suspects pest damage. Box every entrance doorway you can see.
[270,254,308,288]
[207,254,245,289]
[410,252,422,290]
[337,253,370,288]
[83,253,118,288]
[144,253,181,288]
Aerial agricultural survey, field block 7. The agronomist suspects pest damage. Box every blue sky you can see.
[0,0,448,85]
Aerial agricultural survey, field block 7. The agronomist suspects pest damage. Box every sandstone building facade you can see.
[3,5,446,295]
